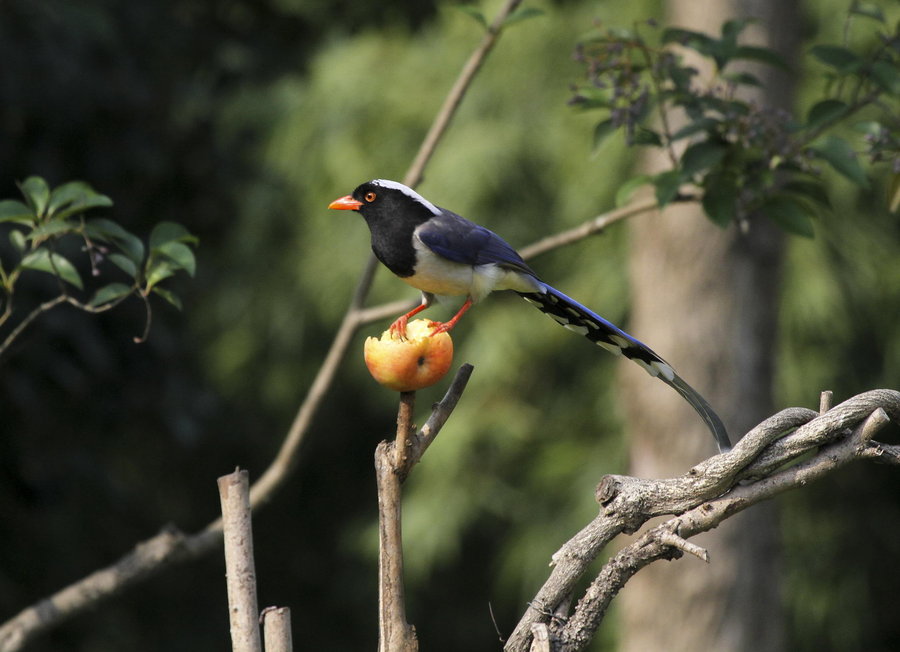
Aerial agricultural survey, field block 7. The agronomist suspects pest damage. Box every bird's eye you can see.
[364,192,377,202]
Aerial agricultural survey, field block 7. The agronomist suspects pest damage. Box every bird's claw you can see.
[428,321,452,337]
[389,316,409,340]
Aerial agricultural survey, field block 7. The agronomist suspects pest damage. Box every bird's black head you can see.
[328,179,441,277]
[328,179,440,229]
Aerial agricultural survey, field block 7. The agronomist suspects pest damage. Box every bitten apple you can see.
[364,319,453,392]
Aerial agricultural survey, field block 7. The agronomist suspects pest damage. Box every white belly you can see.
[404,244,540,304]
[402,250,473,296]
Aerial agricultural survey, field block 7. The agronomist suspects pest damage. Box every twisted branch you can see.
[504,389,900,651]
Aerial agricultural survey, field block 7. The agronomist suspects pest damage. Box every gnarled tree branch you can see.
[505,389,900,651]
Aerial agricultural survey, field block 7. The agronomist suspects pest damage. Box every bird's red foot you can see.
[389,316,410,340]
[428,321,454,336]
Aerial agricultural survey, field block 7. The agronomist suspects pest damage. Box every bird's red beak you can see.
[328,195,363,210]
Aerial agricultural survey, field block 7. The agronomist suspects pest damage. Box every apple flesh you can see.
[364,319,453,392]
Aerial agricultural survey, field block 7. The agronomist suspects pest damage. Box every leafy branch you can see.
[0,176,197,359]
[570,5,900,236]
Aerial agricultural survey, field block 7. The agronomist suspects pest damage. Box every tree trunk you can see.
[619,1,797,650]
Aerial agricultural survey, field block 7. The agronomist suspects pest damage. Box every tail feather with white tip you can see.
[519,283,731,453]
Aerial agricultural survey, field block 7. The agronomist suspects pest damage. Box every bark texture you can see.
[619,1,798,650]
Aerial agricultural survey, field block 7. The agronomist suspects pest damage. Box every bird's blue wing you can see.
[416,209,536,276]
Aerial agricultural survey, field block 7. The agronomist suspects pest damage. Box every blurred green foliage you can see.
[0,0,898,651]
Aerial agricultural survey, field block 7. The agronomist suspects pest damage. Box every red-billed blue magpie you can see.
[329,179,731,452]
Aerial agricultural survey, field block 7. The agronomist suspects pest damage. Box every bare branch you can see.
[403,0,525,189]
[505,389,900,651]
[0,526,221,652]
[0,295,67,357]
[408,363,474,464]
[655,529,709,563]
[517,196,659,260]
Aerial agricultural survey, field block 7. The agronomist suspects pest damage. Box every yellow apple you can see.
[364,319,453,392]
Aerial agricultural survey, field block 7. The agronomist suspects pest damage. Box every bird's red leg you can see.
[429,298,473,336]
[389,299,431,339]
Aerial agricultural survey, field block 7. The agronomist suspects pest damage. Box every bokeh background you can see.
[1,0,898,650]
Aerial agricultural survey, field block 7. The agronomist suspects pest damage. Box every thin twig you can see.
[0,286,139,359]
[518,196,659,260]
[409,363,475,463]
[403,0,525,188]
[0,295,67,357]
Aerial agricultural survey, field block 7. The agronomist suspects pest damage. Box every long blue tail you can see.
[519,283,731,453]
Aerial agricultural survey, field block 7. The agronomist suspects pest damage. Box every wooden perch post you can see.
[376,391,419,652]
[375,365,475,652]
[218,468,262,652]
[261,606,293,652]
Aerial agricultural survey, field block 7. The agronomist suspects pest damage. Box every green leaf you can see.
[19,177,50,216]
[20,248,84,289]
[781,180,831,208]
[680,141,728,177]
[662,28,715,53]
[90,282,133,307]
[652,169,685,207]
[809,135,869,187]
[701,170,739,227]
[805,99,848,129]
[144,259,176,289]
[27,219,78,241]
[721,18,755,42]
[733,45,790,72]
[591,119,616,152]
[570,86,614,111]
[849,1,885,22]
[810,45,862,73]
[871,60,900,96]
[455,5,486,29]
[670,117,721,142]
[631,127,662,146]
[151,286,183,310]
[86,218,145,264]
[503,6,544,27]
[0,199,35,225]
[9,229,26,253]
[108,252,139,278]
[149,221,198,249]
[47,181,113,218]
[615,175,652,207]
[762,195,816,237]
[85,217,134,241]
[154,241,196,277]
